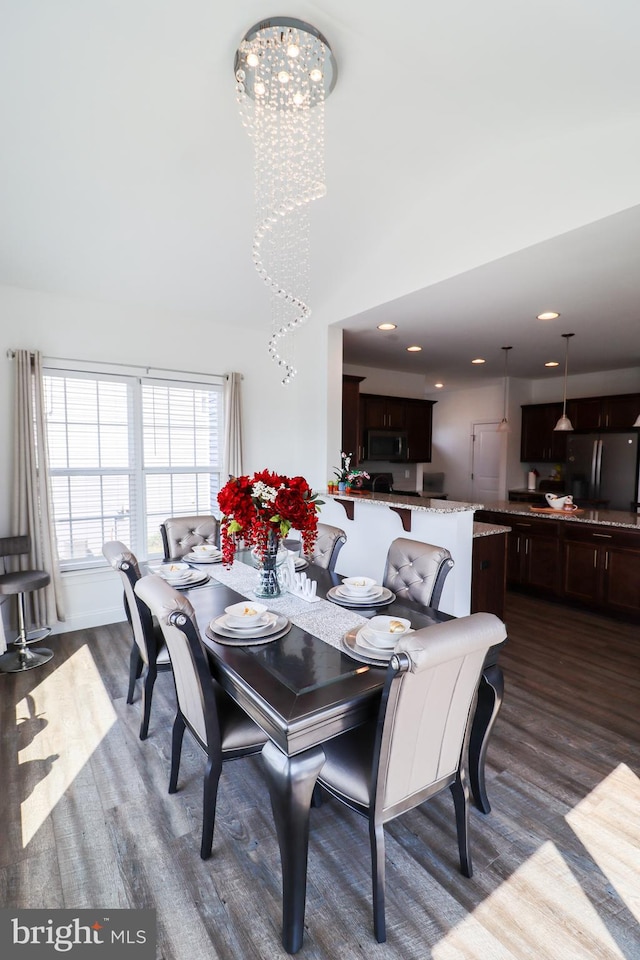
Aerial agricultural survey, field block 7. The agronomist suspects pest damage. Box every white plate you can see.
[327,585,395,608]
[210,611,285,639]
[206,618,292,646]
[219,611,272,631]
[357,625,414,654]
[341,628,393,665]
[168,571,210,589]
[184,552,223,564]
[294,557,308,570]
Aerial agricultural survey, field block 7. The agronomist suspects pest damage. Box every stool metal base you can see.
[12,625,53,646]
[0,646,54,673]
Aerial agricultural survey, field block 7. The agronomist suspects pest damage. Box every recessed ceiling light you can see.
[545,360,560,367]
[377,323,397,331]
[434,382,444,388]
[407,345,422,352]
[471,358,486,364]
[537,311,560,320]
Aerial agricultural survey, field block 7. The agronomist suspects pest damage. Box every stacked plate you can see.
[327,576,394,608]
[209,600,290,645]
[185,545,223,563]
[157,562,209,589]
[342,616,414,665]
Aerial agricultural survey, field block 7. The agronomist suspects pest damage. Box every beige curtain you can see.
[12,350,65,626]
[223,372,244,479]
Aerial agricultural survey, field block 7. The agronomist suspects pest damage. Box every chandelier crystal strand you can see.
[235,20,334,385]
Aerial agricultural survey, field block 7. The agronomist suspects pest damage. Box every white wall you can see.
[0,283,339,632]
[342,363,427,398]
[529,366,640,403]
[424,382,504,501]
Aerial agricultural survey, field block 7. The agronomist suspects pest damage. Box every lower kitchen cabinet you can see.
[562,526,640,617]
[471,531,508,619]
[507,518,560,593]
[476,510,640,620]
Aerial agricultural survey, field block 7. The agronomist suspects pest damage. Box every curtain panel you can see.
[12,350,65,626]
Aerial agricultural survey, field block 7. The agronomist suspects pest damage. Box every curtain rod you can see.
[5,350,241,380]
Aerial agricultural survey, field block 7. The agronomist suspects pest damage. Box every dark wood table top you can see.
[184,562,452,756]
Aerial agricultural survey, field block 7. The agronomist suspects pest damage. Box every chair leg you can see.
[169,714,186,794]
[139,661,157,740]
[127,644,143,704]
[369,819,387,943]
[450,773,473,878]
[0,591,53,673]
[200,754,223,860]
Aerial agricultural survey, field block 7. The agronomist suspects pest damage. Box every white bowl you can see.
[366,615,411,648]
[341,576,377,596]
[193,543,219,556]
[224,601,267,628]
[161,562,191,581]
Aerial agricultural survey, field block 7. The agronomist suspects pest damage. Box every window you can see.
[43,364,224,568]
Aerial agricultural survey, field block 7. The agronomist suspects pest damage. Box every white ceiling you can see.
[2,2,640,389]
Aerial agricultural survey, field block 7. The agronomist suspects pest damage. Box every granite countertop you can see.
[324,491,482,514]
[478,500,640,530]
[473,521,511,538]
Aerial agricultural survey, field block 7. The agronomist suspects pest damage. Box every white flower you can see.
[252,481,278,503]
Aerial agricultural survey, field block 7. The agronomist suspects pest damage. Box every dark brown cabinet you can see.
[361,394,407,431]
[341,375,364,465]
[404,398,434,462]
[476,509,640,620]
[357,393,435,462]
[506,517,561,592]
[562,525,640,616]
[520,403,568,462]
[566,393,640,431]
[471,532,507,619]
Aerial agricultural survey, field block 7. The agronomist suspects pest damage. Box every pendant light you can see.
[634,412,640,427]
[497,346,512,432]
[554,333,574,432]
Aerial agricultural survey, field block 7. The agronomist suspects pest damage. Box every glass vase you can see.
[254,530,282,598]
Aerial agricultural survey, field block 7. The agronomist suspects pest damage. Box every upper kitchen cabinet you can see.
[565,393,640,432]
[404,398,435,462]
[342,375,364,464]
[520,403,568,462]
[361,394,407,431]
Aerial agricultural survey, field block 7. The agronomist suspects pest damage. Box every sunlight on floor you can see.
[432,840,627,960]
[566,762,640,925]
[17,644,117,847]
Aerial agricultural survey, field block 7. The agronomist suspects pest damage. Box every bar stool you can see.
[0,535,53,673]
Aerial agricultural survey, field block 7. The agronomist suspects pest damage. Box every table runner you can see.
[199,560,368,650]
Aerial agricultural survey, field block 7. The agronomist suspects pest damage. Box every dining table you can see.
[171,552,505,954]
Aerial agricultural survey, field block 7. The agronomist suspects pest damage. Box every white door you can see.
[471,422,502,503]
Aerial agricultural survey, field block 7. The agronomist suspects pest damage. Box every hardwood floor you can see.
[1,593,638,959]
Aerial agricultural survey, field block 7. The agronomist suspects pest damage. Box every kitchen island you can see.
[476,501,640,619]
[318,492,482,617]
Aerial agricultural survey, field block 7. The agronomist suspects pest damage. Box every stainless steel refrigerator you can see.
[566,433,639,510]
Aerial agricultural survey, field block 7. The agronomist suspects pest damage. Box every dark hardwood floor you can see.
[1,593,638,959]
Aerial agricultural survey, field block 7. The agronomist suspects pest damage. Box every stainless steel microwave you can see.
[366,429,408,461]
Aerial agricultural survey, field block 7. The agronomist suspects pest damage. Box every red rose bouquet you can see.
[217,469,322,566]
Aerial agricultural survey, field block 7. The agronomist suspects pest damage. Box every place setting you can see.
[207,601,291,646]
[183,543,224,563]
[153,561,210,589]
[327,575,395,608]
[341,615,414,666]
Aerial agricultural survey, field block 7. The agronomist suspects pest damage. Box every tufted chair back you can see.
[306,523,347,573]
[160,515,219,560]
[382,537,454,611]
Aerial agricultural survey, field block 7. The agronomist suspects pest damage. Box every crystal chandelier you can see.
[235,18,337,385]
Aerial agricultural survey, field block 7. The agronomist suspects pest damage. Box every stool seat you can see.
[0,535,53,673]
[0,570,51,595]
